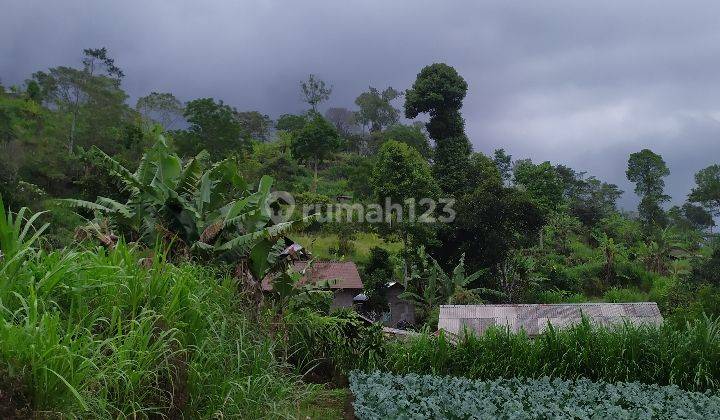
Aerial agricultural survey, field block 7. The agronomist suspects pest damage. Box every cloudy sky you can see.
[2,1,720,209]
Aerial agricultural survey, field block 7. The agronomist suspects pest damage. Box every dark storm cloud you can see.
[2,0,720,209]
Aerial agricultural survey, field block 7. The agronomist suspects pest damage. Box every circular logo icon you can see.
[267,191,296,223]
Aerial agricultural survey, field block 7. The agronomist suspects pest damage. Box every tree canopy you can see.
[178,98,250,159]
[291,114,341,191]
[405,63,471,195]
[355,86,401,133]
[689,164,720,216]
[626,149,670,229]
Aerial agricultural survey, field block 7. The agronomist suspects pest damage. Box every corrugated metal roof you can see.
[262,261,363,291]
[438,303,663,337]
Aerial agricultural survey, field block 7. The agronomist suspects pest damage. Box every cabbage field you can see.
[350,371,720,419]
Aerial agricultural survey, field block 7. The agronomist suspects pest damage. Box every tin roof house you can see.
[438,303,663,337]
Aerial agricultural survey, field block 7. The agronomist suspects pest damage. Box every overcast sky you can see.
[2,1,720,209]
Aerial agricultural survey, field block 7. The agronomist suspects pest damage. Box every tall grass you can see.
[383,317,720,392]
[0,198,313,417]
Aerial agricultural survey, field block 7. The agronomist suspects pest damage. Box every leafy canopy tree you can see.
[363,247,394,313]
[324,107,357,136]
[513,160,565,215]
[275,113,307,132]
[493,148,513,185]
[135,92,184,130]
[291,113,341,192]
[235,110,273,141]
[371,140,439,213]
[566,173,623,226]
[378,124,431,158]
[31,47,128,152]
[405,63,471,195]
[434,182,545,273]
[178,98,249,159]
[371,140,440,276]
[81,47,124,82]
[354,86,401,133]
[689,164,720,217]
[669,203,716,232]
[300,74,332,112]
[626,149,671,229]
[465,152,503,191]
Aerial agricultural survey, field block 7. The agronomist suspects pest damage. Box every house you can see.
[386,282,415,327]
[353,282,416,327]
[261,261,363,309]
[438,303,663,337]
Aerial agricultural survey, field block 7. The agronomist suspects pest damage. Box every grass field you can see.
[290,232,402,265]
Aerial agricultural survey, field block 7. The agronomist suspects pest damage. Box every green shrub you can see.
[285,309,385,381]
[349,372,720,419]
[0,204,314,418]
[383,317,720,392]
[603,287,648,302]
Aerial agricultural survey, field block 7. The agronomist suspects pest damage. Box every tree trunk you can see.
[68,110,77,153]
[68,90,80,154]
[311,159,318,193]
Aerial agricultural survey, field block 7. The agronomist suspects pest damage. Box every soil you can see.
[0,373,33,419]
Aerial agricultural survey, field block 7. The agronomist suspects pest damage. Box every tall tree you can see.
[405,63,471,195]
[371,140,440,276]
[378,124,431,158]
[493,148,513,185]
[435,183,545,273]
[324,107,357,136]
[291,114,341,192]
[31,47,127,153]
[679,203,716,232]
[626,149,670,229]
[300,74,332,112]
[354,86,401,133]
[179,98,249,159]
[235,111,273,141]
[689,164,720,216]
[275,113,307,132]
[135,92,184,130]
[465,152,502,191]
[569,175,623,226]
[82,47,124,82]
[513,160,565,215]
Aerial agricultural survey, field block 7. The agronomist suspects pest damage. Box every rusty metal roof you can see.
[438,303,663,337]
[262,261,363,291]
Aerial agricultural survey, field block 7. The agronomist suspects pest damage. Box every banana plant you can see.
[59,132,315,265]
[400,253,488,312]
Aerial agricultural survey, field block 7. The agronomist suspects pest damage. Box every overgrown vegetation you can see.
[0,198,316,417]
[2,48,720,416]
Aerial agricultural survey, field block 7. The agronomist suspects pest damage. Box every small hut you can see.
[262,261,363,309]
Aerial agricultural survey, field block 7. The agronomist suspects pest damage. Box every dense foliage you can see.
[350,372,720,419]
[0,201,313,417]
[384,318,720,391]
[3,50,720,416]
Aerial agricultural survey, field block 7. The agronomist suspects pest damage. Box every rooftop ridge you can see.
[441,302,658,307]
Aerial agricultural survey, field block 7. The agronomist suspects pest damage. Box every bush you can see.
[349,372,720,419]
[0,238,313,417]
[603,287,647,302]
[285,309,385,382]
[383,317,720,391]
